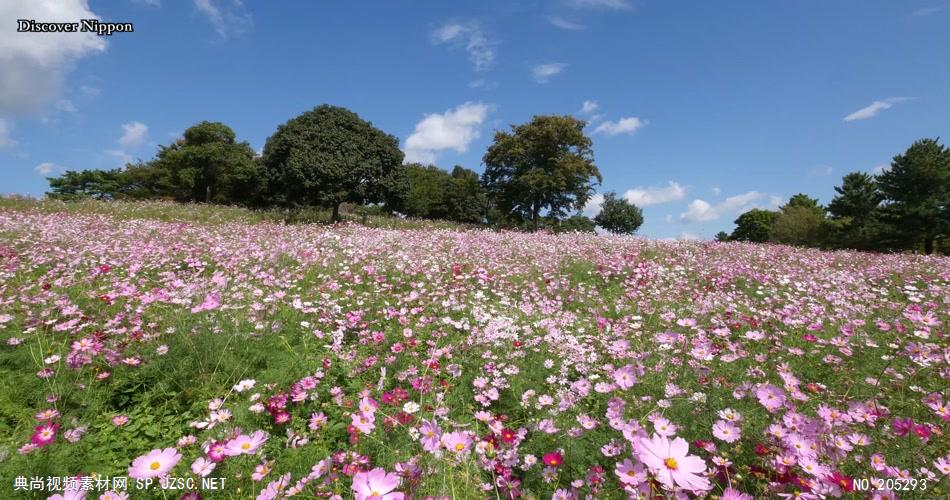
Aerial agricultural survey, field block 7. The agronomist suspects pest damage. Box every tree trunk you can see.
[924,236,934,255]
[331,202,341,223]
[205,185,211,203]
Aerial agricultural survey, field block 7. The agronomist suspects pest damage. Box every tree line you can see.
[47,105,645,234]
[717,138,949,254]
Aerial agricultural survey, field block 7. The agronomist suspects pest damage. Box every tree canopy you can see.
[593,192,643,235]
[482,115,602,230]
[261,105,406,221]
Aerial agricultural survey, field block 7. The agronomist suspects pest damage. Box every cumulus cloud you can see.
[404,102,490,164]
[532,63,567,83]
[843,97,910,121]
[680,191,769,223]
[0,119,16,151]
[431,22,496,72]
[808,164,833,177]
[582,193,605,216]
[34,162,60,176]
[566,0,633,10]
[119,121,149,147]
[593,116,646,136]
[0,0,107,116]
[193,0,252,39]
[549,17,587,30]
[580,100,599,114]
[105,149,133,167]
[623,181,686,207]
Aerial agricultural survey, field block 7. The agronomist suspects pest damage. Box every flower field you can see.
[0,202,947,499]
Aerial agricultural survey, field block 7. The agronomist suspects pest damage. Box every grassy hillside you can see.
[0,199,947,499]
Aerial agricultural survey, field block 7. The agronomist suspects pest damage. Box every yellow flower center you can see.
[371,491,380,496]
[150,461,161,470]
[664,458,678,470]
[242,443,251,450]
[454,443,465,451]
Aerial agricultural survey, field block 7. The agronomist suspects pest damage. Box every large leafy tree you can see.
[482,115,602,230]
[729,209,778,242]
[444,166,488,224]
[151,121,260,204]
[594,192,643,234]
[403,164,449,219]
[261,105,405,221]
[876,138,950,254]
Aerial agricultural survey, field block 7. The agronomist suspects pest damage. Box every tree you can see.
[714,231,730,242]
[261,105,405,221]
[482,115,602,230]
[150,121,260,204]
[403,164,449,219]
[444,166,488,224]
[828,172,885,250]
[593,192,643,234]
[730,209,778,242]
[876,138,950,254]
[47,169,123,200]
[782,193,826,218]
[770,205,828,247]
[556,214,596,233]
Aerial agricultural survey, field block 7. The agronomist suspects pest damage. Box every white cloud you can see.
[132,0,161,6]
[532,63,567,83]
[119,121,148,147]
[677,231,700,241]
[0,119,16,151]
[711,186,721,195]
[0,0,107,116]
[582,193,605,216]
[566,0,633,10]
[105,149,133,167]
[580,100,599,114]
[54,99,77,113]
[34,162,60,175]
[593,116,646,136]
[623,181,685,207]
[404,102,490,164]
[872,164,891,175]
[680,191,767,223]
[843,97,910,122]
[193,0,252,39]
[807,164,833,177]
[910,6,943,17]
[431,22,496,72]
[549,17,587,30]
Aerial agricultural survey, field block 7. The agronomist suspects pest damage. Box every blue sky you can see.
[1,0,948,239]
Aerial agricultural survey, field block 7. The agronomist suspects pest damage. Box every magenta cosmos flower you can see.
[31,422,59,447]
[637,434,711,493]
[128,447,182,479]
[225,430,268,456]
[351,467,404,500]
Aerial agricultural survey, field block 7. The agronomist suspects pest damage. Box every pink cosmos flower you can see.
[112,415,129,427]
[441,431,472,454]
[721,487,753,500]
[351,412,376,434]
[613,364,638,390]
[891,417,913,437]
[615,458,646,485]
[225,430,268,456]
[191,292,221,313]
[191,457,216,477]
[99,491,129,500]
[418,420,442,453]
[128,447,182,479]
[31,422,59,447]
[637,434,711,493]
[351,468,403,500]
[756,384,786,412]
[712,420,741,443]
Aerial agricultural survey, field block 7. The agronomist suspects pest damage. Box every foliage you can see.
[403,164,449,219]
[769,205,830,247]
[593,192,643,234]
[444,166,488,224]
[828,172,886,250]
[482,115,602,230]
[714,231,730,242]
[876,138,950,254]
[47,169,124,200]
[729,208,778,242]
[261,105,406,221]
[555,214,597,233]
[150,121,261,204]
